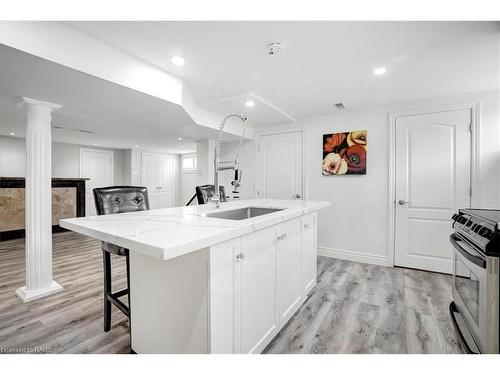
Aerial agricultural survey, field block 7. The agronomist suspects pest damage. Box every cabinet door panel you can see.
[277,218,302,325]
[301,213,317,295]
[210,240,239,354]
[240,227,277,353]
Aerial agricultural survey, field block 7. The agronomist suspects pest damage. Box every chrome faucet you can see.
[211,113,248,208]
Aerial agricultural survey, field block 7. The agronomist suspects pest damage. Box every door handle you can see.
[236,253,245,262]
[292,193,301,199]
[398,200,411,206]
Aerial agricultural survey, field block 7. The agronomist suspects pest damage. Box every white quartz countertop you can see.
[60,199,330,261]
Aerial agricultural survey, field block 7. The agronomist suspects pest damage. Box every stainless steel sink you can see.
[205,207,284,220]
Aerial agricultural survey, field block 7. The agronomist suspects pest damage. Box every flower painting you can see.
[322,130,367,175]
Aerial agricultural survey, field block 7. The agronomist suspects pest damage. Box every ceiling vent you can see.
[334,103,346,110]
[77,129,94,134]
[53,125,64,130]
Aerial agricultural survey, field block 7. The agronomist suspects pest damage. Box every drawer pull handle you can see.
[277,234,287,241]
[236,253,245,262]
[304,224,310,230]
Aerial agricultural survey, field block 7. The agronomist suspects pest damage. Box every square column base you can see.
[16,281,63,303]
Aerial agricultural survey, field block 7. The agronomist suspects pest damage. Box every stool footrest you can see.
[107,288,130,317]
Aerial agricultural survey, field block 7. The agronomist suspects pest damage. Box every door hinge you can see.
[257,190,260,196]
[469,187,472,197]
[469,122,473,133]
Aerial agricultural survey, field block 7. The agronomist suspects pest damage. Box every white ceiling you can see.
[67,21,500,124]
[1,21,499,151]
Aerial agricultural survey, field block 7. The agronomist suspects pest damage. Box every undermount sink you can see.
[205,206,284,220]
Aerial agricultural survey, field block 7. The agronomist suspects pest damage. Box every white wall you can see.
[0,136,124,184]
[253,90,500,265]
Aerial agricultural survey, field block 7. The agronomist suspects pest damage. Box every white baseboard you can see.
[318,247,392,267]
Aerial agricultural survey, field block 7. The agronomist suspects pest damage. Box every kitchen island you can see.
[60,199,329,353]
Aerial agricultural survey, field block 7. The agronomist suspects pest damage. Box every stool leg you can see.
[103,250,112,332]
[126,253,132,352]
[126,253,131,317]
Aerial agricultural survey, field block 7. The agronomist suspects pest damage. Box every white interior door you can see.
[158,156,174,208]
[394,109,471,274]
[142,153,174,209]
[80,149,113,216]
[257,131,303,200]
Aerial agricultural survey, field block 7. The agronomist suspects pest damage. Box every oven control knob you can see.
[474,225,483,233]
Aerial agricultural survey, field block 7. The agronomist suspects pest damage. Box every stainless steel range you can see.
[450,209,500,354]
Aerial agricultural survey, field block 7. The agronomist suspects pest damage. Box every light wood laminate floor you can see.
[0,232,462,354]
[265,256,463,354]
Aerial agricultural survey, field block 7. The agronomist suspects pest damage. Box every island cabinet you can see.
[129,212,318,354]
[209,213,317,354]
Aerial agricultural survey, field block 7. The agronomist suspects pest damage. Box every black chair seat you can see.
[93,186,149,333]
[195,185,227,205]
[101,242,129,257]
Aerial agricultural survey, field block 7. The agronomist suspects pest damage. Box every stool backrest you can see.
[195,185,227,205]
[93,186,150,215]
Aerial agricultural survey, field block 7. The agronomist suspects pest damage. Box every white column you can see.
[16,97,63,302]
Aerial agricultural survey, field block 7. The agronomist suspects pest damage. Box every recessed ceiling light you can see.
[171,56,185,66]
[178,137,182,141]
[10,132,15,136]
[245,100,255,108]
[373,67,387,76]
[134,144,139,148]
[93,143,98,146]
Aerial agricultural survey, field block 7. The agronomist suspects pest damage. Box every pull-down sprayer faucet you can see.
[211,113,248,208]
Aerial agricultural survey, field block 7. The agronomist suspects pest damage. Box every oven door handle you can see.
[450,234,487,269]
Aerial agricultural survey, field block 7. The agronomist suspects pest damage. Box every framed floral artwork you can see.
[322,130,367,175]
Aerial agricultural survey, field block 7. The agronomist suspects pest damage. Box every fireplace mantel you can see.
[0,177,89,241]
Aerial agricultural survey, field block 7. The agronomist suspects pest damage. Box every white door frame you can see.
[254,130,305,200]
[79,148,114,184]
[387,101,480,267]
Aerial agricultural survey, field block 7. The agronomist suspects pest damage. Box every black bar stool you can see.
[195,185,227,205]
[93,186,150,332]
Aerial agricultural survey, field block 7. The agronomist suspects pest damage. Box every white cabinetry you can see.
[209,240,239,354]
[240,227,278,353]
[301,213,317,295]
[209,214,317,353]
[276,218,302,325]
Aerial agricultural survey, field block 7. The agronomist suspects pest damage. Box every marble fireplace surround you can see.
[0,177,88,240]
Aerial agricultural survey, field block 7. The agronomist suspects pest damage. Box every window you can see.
[181,154,197,174]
